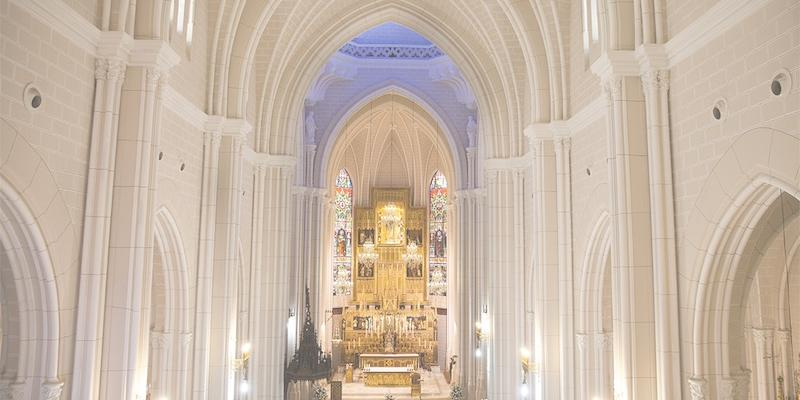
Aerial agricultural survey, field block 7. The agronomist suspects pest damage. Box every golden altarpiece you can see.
[341,188,438,374]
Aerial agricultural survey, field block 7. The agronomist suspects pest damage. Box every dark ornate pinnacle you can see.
[286,287,331,382]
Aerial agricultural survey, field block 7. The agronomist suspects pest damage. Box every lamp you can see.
[233,341,252,392]
[359,240,379,266]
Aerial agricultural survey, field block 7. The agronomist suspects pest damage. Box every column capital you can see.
[688,376,709,400]
[452,188,486,201]
[150,330,171,351]
[750,327,774,348]
[575,333,587,351]
[94,58,127,81]
[774,329,791,344]
[40,381,64,400]
[641,69,670,92]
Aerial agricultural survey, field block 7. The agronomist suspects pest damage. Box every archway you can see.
[146,207,192,400]
[0,177,61,399]
[576,211,613,400]
[687,128,800,398]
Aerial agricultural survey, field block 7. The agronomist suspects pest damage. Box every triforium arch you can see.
[687,128,800,397]
[0,176,61,399]
[211,0,567,158]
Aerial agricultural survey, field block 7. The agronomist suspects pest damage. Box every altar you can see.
[359,353,420,369]
[362,366,413,386]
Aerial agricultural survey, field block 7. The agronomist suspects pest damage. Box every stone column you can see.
[529,136,560,400]
[485,167,527,400]
[593,53,658,400]
[752,328,776,400]
[71,51,127,400]
[775,330,794,398]
[207,131,247,399]
[595,332,613,400]
[575,333,588,400]
[250,163,294,399]
[291,186,328,348]
[100,48,178,399]
[640,52,682,399]
[191,118,222,400]
[555,136,575,400]
[149,331,170,398]
[453,188,485,396]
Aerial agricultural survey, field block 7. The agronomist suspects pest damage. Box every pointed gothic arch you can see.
[687,128,800,397]
[0,177,61,399]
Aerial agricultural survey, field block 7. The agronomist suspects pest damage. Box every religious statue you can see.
[466,114,477,147]
[432,228,446,258]
[406,229,422,246]
[358,261,374,278]
[358,229,375,245]
[335,228,348,257]
[378,203,404,245]
[305,110,317,144]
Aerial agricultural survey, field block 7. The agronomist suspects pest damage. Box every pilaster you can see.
[526,129,560,400]
[452,188,485,397]
[191,118,223,400]
[250,160,295,399]
[639,44,682,400]
[484,165,527,400]
[593,50,658,400]
[207,129,247,399]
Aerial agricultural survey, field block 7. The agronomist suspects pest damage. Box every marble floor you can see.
[331,366,451,399]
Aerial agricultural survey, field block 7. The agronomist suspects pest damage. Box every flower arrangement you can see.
[312,382,328,400]
[450,384,465,400]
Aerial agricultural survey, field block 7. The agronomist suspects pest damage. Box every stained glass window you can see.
[333,169,353,296]
[428,171,448,296]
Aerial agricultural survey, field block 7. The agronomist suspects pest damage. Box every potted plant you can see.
[450,384,464,400]
[312,382,328,400]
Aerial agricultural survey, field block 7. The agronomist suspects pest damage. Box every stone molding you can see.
[339,42,444,59]
[429,61,476,109]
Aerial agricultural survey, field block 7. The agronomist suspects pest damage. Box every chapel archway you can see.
[0,177,61,400]
[688,128,800,398]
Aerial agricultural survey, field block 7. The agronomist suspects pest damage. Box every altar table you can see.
[359,353,420,369]
[363,366,413,386]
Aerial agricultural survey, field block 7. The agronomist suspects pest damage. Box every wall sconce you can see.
[289,308,296,318]
[520,347,531,383]
[233,342,252,393]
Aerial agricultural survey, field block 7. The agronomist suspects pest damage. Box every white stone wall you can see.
[668,0,800,391]
[1,0,96,389]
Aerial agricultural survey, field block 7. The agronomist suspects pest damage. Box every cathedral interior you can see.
[0,0,799,399]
